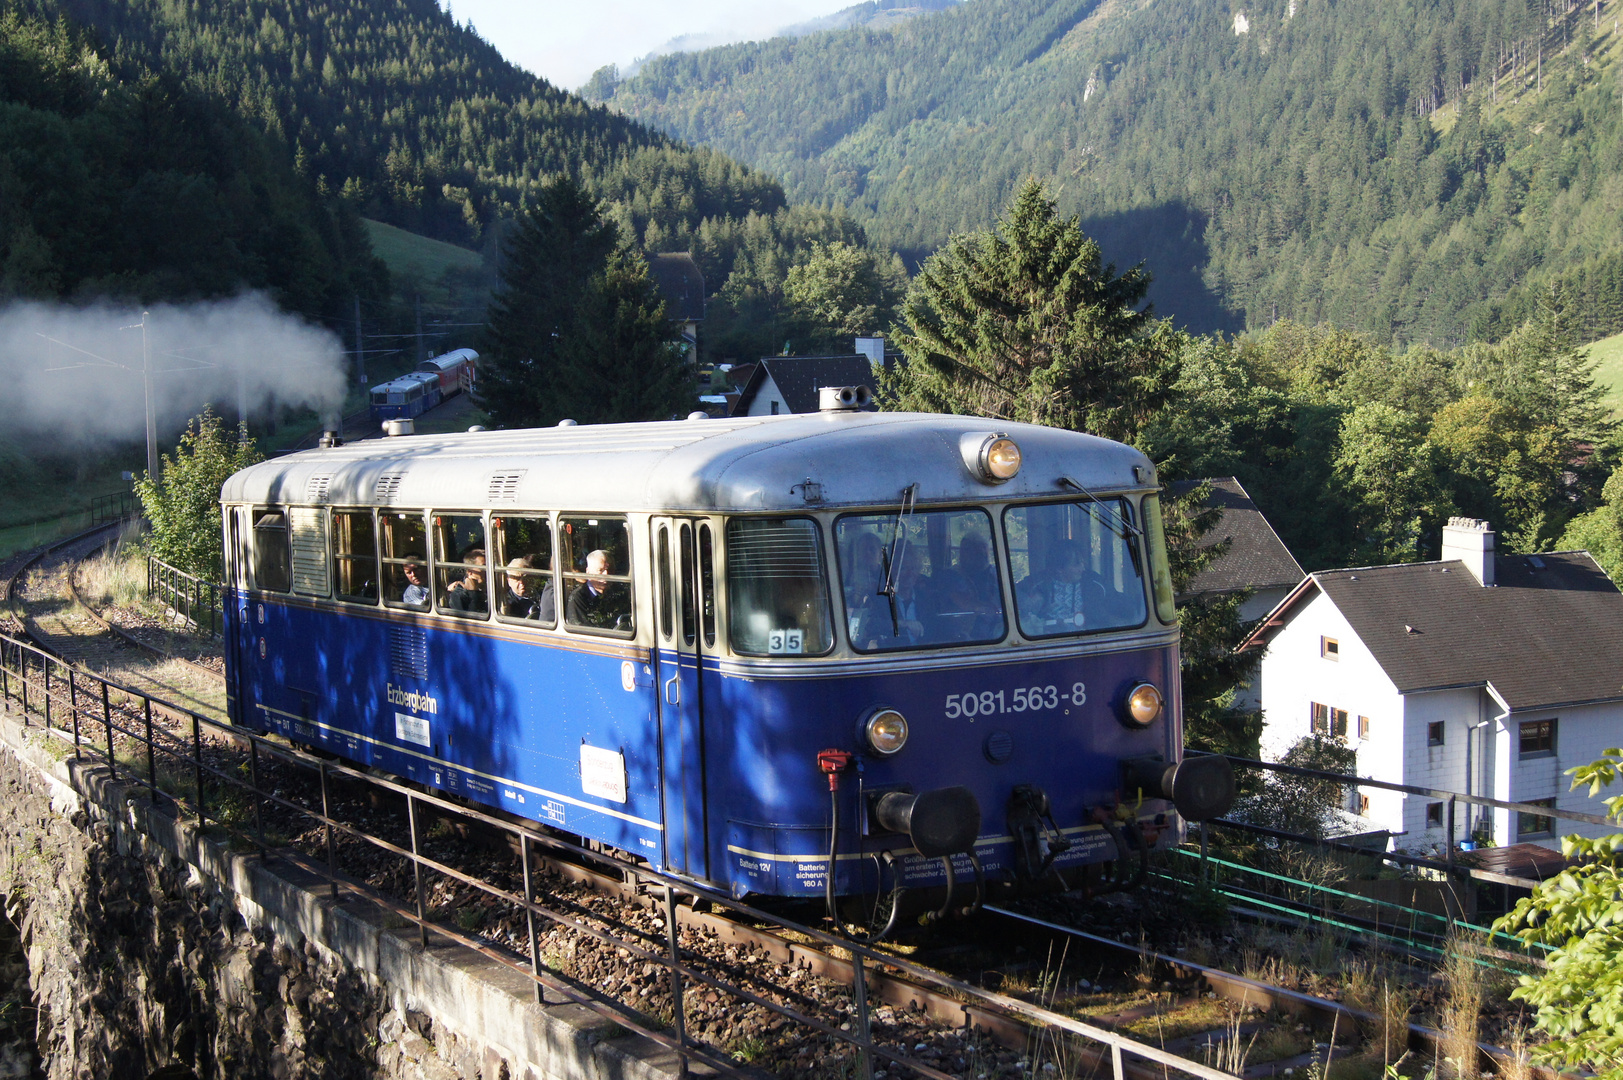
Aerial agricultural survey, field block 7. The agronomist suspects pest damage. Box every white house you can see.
[1240,518,1623,852]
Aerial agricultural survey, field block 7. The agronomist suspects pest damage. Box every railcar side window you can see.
[252,510,291,593]
[493,515,556,626]
[699,524,716,649]
[1141,494,1177,624]
[1004,499,1147,638]
[560,516,634,636]
[332,511,379,603]
[381,512,430,609]
[433,514,489,618]
[835,509,1004,652]
[727,518,834,656]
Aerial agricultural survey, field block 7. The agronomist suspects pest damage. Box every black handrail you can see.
[146,556,221,639]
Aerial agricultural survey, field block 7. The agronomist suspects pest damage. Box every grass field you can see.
[1586,329,1623,415]
[362,219,490,311]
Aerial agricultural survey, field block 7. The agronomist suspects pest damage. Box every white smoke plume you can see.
[0,293,348,447]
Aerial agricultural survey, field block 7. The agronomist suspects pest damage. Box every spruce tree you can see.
[479,175,691,427]
[885,178,1182,444]
[478,176,617,428]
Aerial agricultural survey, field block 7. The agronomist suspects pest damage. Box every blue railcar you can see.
[369,370,443,421]
[220,401,1232,926]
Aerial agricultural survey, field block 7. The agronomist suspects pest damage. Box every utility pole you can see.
[141,312,159,480]
[354,296,366,385]
[414,294,425,367]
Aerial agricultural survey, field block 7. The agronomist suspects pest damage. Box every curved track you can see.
[4,526,228,721]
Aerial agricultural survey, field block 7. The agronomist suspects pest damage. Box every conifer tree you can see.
[885,178,1182,444]
[479,175,690,427]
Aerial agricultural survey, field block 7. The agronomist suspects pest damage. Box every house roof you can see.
[649,253,705,322]
[1241,551,1623,711]
[1168,477,1305,597]
[731,355,881,415]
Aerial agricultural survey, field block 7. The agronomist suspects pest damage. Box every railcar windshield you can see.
[727,518,834,656]
[1004,499,1147,637]
[836,509,1004,652]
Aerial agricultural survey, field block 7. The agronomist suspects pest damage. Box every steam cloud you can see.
[0,293,349,448]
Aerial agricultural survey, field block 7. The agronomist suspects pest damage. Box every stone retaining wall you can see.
[0,706,688,1080]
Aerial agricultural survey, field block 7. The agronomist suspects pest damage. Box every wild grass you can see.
[1200,1011,1260,1075]
[1437,931,1483,1080]
[76,524,149,609]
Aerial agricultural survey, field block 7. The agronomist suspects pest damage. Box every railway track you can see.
[3,525,228,721]
[0,534,1553,1080]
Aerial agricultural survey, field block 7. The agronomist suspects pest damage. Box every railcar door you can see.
[651,517,715,879]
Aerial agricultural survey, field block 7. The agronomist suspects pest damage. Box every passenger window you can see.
[252,510,291,593]
[381,512,430,609]
[679,524,695,645]
[657,526,673,640]
[493,515,556,626]
[727,518,834,656]
[433,514,489,618]
[333,511,379,603]
[561,516,634,636]
[1004,499,1147,638]
[836,509,1003,652]
[700,524,716,649]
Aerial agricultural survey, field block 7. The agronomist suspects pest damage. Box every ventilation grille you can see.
[488,470,525,502]
[374,472,405,501]
[289,508,330,596]
[304,474,331,503]
[389,626,428,680]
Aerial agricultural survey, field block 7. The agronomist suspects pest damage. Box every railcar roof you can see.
[221,413,1154,513]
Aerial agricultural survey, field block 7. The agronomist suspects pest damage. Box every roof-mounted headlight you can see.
[863,708,909,756]
[960,432,1021,484]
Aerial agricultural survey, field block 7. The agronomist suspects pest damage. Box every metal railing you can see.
[146,557,221,638]
[0,627,1244,1080]
[89,492,137,528]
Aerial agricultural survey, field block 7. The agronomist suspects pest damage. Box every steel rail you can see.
[983,905,1560,1080]
[0,625,1257,1080]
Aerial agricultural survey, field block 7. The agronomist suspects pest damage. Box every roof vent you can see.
[304,474,331,503]
[374,472,405,502]
[819,385,872,412]
[686,411,709,421]
[557,418,577,427]
[488,470,525,502]
[382,418,415,437]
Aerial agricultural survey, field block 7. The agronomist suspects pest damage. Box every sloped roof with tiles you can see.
[1242,551,1623,710]
[1169,477,1305,598]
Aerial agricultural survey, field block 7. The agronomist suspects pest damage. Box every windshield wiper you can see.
[1059,475,1142,540]
[878,483,918,636]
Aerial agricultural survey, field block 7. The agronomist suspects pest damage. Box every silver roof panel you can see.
[221,413,1155,512]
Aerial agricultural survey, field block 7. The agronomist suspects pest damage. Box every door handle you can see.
[664,673,681,705]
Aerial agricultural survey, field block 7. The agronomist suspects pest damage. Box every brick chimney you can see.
[1441,517,1495,586]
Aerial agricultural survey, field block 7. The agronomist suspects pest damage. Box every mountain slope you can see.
[607,0,1623,343]
[37,0,787,250]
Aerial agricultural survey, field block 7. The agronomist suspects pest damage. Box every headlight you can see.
[1123,683,1163,726]
[864,708,909,755]
[960,432,1022,483]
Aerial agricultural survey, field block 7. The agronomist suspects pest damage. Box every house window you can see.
[1426,802,1444,828]
[770,401,780,415]
[1357,794,1370,816]
[1427,721,1444,747]
[1519,719,1557,758]
[1310,703,1346,736]
[1321,636,1339,660]
[1357,715,1370,740]
[1518,798,1556,838]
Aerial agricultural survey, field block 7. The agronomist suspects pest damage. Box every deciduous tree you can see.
[134,408,262,579]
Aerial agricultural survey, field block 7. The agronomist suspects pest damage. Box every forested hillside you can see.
[3,0,904,357]
[605,0,1623,345]
[0,5,382,311]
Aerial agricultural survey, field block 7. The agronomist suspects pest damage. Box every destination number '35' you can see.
[945,683,1086,719]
